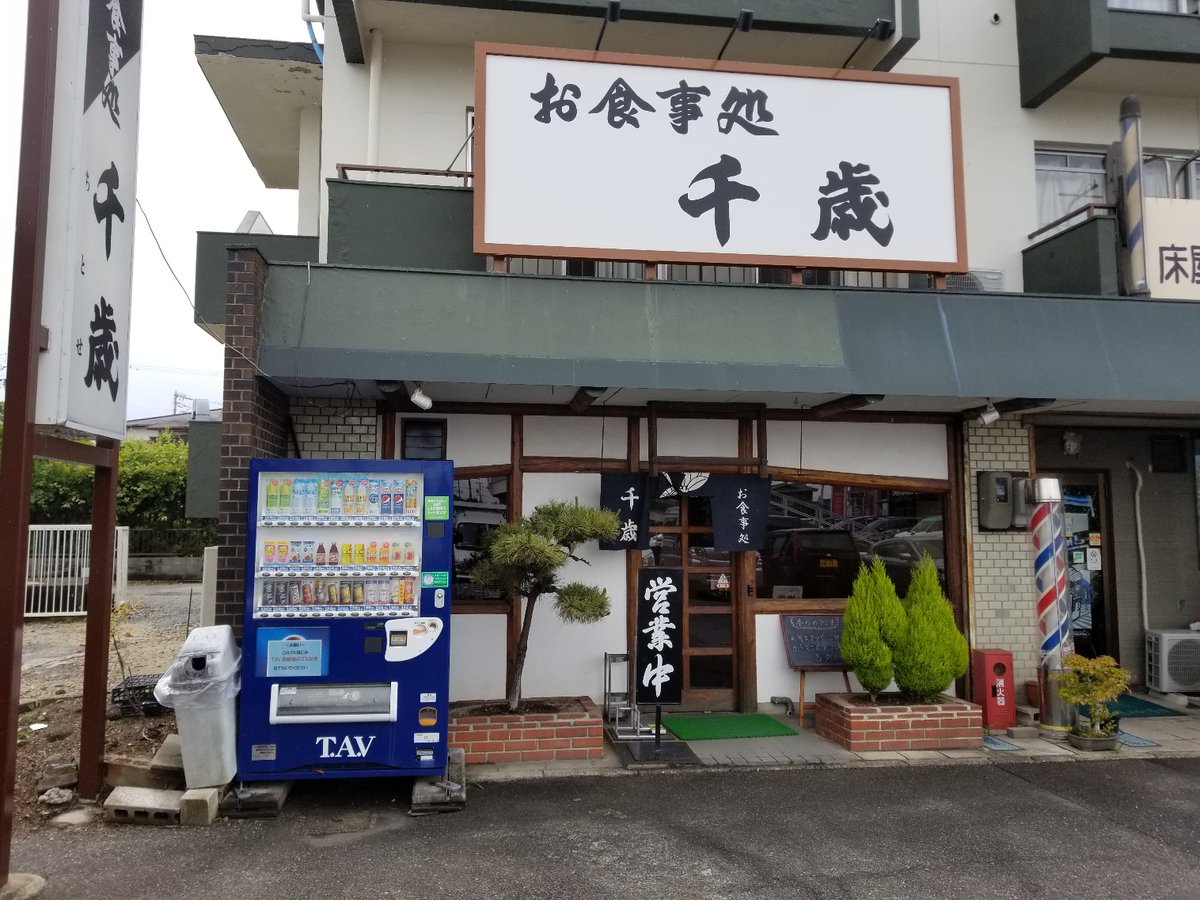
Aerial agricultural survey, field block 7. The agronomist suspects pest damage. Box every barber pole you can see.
[1030,491,1074,738]
[1119,96,1149,297]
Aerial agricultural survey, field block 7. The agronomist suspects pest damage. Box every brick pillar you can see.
[216,248,289,637]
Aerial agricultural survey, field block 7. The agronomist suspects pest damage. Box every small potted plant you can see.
[1054,653,1131,751]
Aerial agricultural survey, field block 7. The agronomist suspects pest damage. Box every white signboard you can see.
[36,0,143,439]
[475,44,966,272]
[1144,197,1200,302]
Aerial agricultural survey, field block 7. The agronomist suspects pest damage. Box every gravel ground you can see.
[20,581,203,704]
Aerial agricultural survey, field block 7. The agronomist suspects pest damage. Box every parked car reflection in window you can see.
[866,532,945,595]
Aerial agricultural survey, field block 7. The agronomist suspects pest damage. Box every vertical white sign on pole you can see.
[36,0,143,440]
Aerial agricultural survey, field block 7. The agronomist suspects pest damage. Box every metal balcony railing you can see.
[1108,1,1199,15]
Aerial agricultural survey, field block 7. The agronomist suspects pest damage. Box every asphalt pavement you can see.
[12,757,1200,899]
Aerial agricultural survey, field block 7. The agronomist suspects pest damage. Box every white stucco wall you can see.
[519,473,629,703]
[767,421,948,479]
[449,614,507,701]
[524,415,628,458]
[643,418,739,459]
[756,614,868,706]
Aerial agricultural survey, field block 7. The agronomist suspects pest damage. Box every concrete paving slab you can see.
[151,734,184,773]
[0,873,46,900]
[855,751,905,761]
[51,806,99,826]
[897,750,950,761]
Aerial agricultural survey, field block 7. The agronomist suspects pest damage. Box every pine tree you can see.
[892,554,968,701]
[840,557,906,701]
[471,499,618,711]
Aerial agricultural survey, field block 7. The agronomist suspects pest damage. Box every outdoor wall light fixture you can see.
[409,383,433,411]
[594,1,621,52]
[568,386,607,413]
[840,17,896,69]
[1062,431,1082,457]
[809,393,884,419]
[716,9,754,61]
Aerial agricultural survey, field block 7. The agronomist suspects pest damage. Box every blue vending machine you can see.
[238,458,454,780]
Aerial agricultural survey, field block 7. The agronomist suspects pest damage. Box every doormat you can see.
[1081,694,1185,719]
[982,735,1021,751]
[1116,731,1158,748]
[661,714,797,741]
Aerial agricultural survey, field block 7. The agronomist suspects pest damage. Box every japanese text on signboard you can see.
[478,45,964,270]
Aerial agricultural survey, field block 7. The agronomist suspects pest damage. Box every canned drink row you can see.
[263,475,421,518]
[260,577,417,607]
[262,539,418,568]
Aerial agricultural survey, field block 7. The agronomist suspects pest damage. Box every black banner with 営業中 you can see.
[635,568,683,706]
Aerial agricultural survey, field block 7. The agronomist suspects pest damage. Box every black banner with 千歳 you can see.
[635,568,683,706]
[599,472,651,550]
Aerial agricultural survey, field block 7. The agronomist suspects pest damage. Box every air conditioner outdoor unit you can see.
[945,268,1005,293]
[1145,629,1200,693]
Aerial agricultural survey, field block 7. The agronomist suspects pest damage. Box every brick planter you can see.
[449,697,604,765]
[814,693,983,752]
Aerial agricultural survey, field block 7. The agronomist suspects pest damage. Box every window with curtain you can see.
[1034,151,1107,227]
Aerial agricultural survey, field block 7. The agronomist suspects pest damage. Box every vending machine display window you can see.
[253,470,427,619]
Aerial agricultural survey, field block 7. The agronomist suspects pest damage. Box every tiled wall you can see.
[289,399,379,458]
[965,418,1040,683]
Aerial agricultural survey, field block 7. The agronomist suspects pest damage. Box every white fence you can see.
[25,525,129,617]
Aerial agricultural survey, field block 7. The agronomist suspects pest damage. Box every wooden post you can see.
[0,0,59,883]
[78,439,119,799]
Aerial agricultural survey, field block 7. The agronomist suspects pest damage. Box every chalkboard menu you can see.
[780,614,846,670]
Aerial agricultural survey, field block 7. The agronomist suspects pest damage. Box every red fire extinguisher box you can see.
[972,648,1016,730]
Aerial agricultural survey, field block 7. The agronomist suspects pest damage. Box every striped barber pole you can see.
[1031,501,1073,661]
[1120,96,1149,297]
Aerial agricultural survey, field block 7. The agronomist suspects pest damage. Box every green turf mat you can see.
[1081,693,1185,719]
[661,713,797,741]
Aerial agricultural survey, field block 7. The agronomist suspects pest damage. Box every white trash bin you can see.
[154,625,241,789]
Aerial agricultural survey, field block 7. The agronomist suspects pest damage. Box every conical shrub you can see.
[893,554,968,701]
[840,558,906,700]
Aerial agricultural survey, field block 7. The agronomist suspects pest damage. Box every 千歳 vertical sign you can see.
[635,568,683,706]
[36,0,143,439]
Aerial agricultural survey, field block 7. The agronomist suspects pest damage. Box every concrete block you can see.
[1006,726,1039,739]
[103,786,184,826]
[180,788,220,826]
[36,763,78,794]
[151,734,184,773]
[411,747,467,815]
[219,781,291,818]
[1015,705,1040,726]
